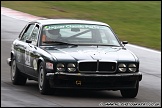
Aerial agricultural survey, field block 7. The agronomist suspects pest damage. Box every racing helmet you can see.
[46,29,61,39]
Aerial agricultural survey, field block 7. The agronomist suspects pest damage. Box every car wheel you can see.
[38,62,52,95]
[11,59,27,85]
[120,81,139,98]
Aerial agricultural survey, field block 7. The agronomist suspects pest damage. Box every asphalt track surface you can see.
[1,7,161,107]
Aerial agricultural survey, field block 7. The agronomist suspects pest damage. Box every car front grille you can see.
[78,60,117,73]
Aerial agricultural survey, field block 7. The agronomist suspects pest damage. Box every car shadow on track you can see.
[24,81,124,99]
[4,80,137,100]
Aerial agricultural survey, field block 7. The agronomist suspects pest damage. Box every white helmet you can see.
[46,29,61,40]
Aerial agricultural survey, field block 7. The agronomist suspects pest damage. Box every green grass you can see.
[1,1,161,51]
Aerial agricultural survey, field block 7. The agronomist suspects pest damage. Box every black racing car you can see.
[7,19,142,98]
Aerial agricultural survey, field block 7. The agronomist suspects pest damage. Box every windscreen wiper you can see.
[43,41,78,46]
[102,44,120,47]
[81,43,120,47]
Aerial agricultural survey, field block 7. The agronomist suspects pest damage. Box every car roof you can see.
[31,19,110,26]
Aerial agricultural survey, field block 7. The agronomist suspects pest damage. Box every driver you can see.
[42,29,61,42]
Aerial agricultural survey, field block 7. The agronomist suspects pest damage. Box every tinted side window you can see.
[20,24,35,42]
[29,25,39,45]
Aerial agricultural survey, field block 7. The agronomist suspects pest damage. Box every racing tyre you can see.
[38,62,53,95]
[11,59,27,85]
[120,81,139,98]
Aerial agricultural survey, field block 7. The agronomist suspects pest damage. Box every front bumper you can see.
[47,72,142,90]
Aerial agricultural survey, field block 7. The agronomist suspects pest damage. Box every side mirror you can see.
[26,39,32,43]
[122,41,128,46]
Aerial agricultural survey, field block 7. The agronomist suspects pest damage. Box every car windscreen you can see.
[40,24,121,46]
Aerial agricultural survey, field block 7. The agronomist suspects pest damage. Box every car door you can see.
[19,23,35,75]
[15,24,34,74]
[25,24,40,77]
[13,25,27,73]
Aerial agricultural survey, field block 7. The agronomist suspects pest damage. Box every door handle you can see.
[15,43,18,47]
[28,44,33,48]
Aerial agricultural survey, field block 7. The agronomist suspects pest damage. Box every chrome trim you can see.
[77,60,117,63]
[54,71,142,77]
[77,60,97,63]
[46,73,55,76]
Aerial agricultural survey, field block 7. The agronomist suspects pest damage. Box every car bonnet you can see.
[44,46,137,62]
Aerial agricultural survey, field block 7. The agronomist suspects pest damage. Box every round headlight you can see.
[128,64,137,72]
[56,63,65,72]
[118,63,127,72]
[67,63,76,72]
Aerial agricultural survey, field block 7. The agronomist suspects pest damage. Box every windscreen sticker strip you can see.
[44,25,100,30]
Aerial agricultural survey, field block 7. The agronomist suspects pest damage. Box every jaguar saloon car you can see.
[7,19,142,98]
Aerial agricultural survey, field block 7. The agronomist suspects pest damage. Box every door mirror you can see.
[122,41,128,45]
[122,41,128,46]
[26,39,32,43]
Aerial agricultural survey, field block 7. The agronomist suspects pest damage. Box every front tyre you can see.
[120,81,139,98]
[38,62,52,95]
[11,59,27,85]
